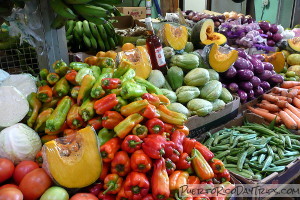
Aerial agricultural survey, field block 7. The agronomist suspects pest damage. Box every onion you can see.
[272,33,283,42]
[258,21,271,32]
[266,32,273,39]
[269,24,279,33]
[277,25,284,33]
[267,40,275,47]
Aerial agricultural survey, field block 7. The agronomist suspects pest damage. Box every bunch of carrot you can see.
[248,81,300,129]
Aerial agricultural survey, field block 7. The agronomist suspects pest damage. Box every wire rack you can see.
[0,40,39,76]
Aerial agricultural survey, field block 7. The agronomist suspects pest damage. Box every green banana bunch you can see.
[66,19,118,52]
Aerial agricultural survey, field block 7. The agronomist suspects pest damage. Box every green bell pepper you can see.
[98,128,115,146]
[52,60,70,76]
[114,97,128,112]
[120,80,148,99]
[69,62,89,71]
[134,76,162,95]
[120,68,135,82]
[90,65,101,80]
[75,67,93,85]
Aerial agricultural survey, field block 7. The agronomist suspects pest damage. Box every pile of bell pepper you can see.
[31,58,234,200]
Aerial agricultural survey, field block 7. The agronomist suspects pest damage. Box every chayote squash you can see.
[147,70,166,88]
[211,99,226,111]
[207,69,219,81]
[184,68,210,86]
[161,89,177,103]
[190,51,210,69]
[219,87,233,103]
[163,46,175,60]
[184,42,194,53]
[187,98,213,117]
[167,66,184,90]
[200,80,222,101]
[170,54,199,70]
[176,86,200,104]
[168,103,191,117]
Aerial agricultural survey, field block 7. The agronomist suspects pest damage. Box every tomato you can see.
[13,160,39,184]
[19,168,52,200]
[0,187,23,200]
[40,186,69,200]
[70,193,98,200]
[0,184,19,190]
[0,158,14,183]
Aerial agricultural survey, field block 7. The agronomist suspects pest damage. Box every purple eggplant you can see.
[222,66,237,79]
[237,48,248,59]
[234,57,252,70]
[250,76,261,87]
[260,81,271,91]
[251,54,265,61]
[237,90,248,103]
[239,81,253,92]
[248,90,255,99]
[269,74,284,84]
[237,69,254,81]
[262,62,274,71]
[248,57,264,74]
[253,86,264,97]
[257,70,272,81]
[228,82,239,93]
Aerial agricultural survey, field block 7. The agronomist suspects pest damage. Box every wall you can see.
[184,0,206,12]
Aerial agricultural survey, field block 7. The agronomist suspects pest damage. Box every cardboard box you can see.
[209,113,300,199]
[112,16,146,45]
[186,96,240,138]
[117,7,146,20]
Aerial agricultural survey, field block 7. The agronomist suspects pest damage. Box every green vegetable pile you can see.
[203,121,300,180]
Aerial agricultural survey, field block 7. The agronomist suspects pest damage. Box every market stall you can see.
[1,0,300,199]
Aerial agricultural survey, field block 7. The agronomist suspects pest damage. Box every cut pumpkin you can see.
[191,19,227,49]
[208,43,238,72]
[118,46,152,79]
[263,52,285,73]
[42,126,102,188]
[163,24,188,50]
[287,37,300,53]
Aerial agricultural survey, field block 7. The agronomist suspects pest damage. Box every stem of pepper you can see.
[152,125,162,133]
[131,186,140,194]
[175,193,181,200]
[136,126,147,135]
[157,194,166,199]
[101,151,108,158]
[186,155,196,162]
[138,164,145,170]
[128,140,143,148]
[73,119,80,127]
[159,149,165,156]
[103,182,115,195]
[116,164,125,173]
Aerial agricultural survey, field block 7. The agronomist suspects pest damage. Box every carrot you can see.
[291,86,300,90]
[297,95,300,99]
[276,100,288,108]
[277,96,293,103]
[279,111,298,129]
[247,106,281,123]
[284,108,300,129]
[281,90,289,97]
[293,98,300,109]
[261,100,271,104]
[287,89,298,98]
[286,103,300,119]
[281,81,300,89]
[257,103,280,112]
[262,94,279,103]
[256,108,269,113]
[272,87,288,94]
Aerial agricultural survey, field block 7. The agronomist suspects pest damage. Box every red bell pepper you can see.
[194,141,214,161]
[65,69,78,85]
[99,162,110,181]
[215,169,230,183]
[183,138,196,155]
[102,111,124,129]
[193,195,210,200]
[100,137,121,163]
[124,172,150,200]
[142,194,154,200]
[152,158,170,200]
[121,135,143,153]
[130,150,152,173]
[63,129,77,136]
[191,149,214,181]
[169,170,189,196]
[165,158,176,175]
[176,125,189,136]
[103,174,123,195]
[132,124,148,139]
[88,116,103,131]
[145,118,165,135]
[67,104,85,129]
[142,135,166,159]
[176,152,195,170]
[164,141,180,163]
[98,191,115,200]
[142,93,160,107]
[111,151,131,177]
[140,104,160,119]
[94,94,119,115]
[164,123,176,134]
[209,158,225,174]
[102,78,121,89]
[188,176,200,184]
[116,185,129,200]
[171,130,185,154]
